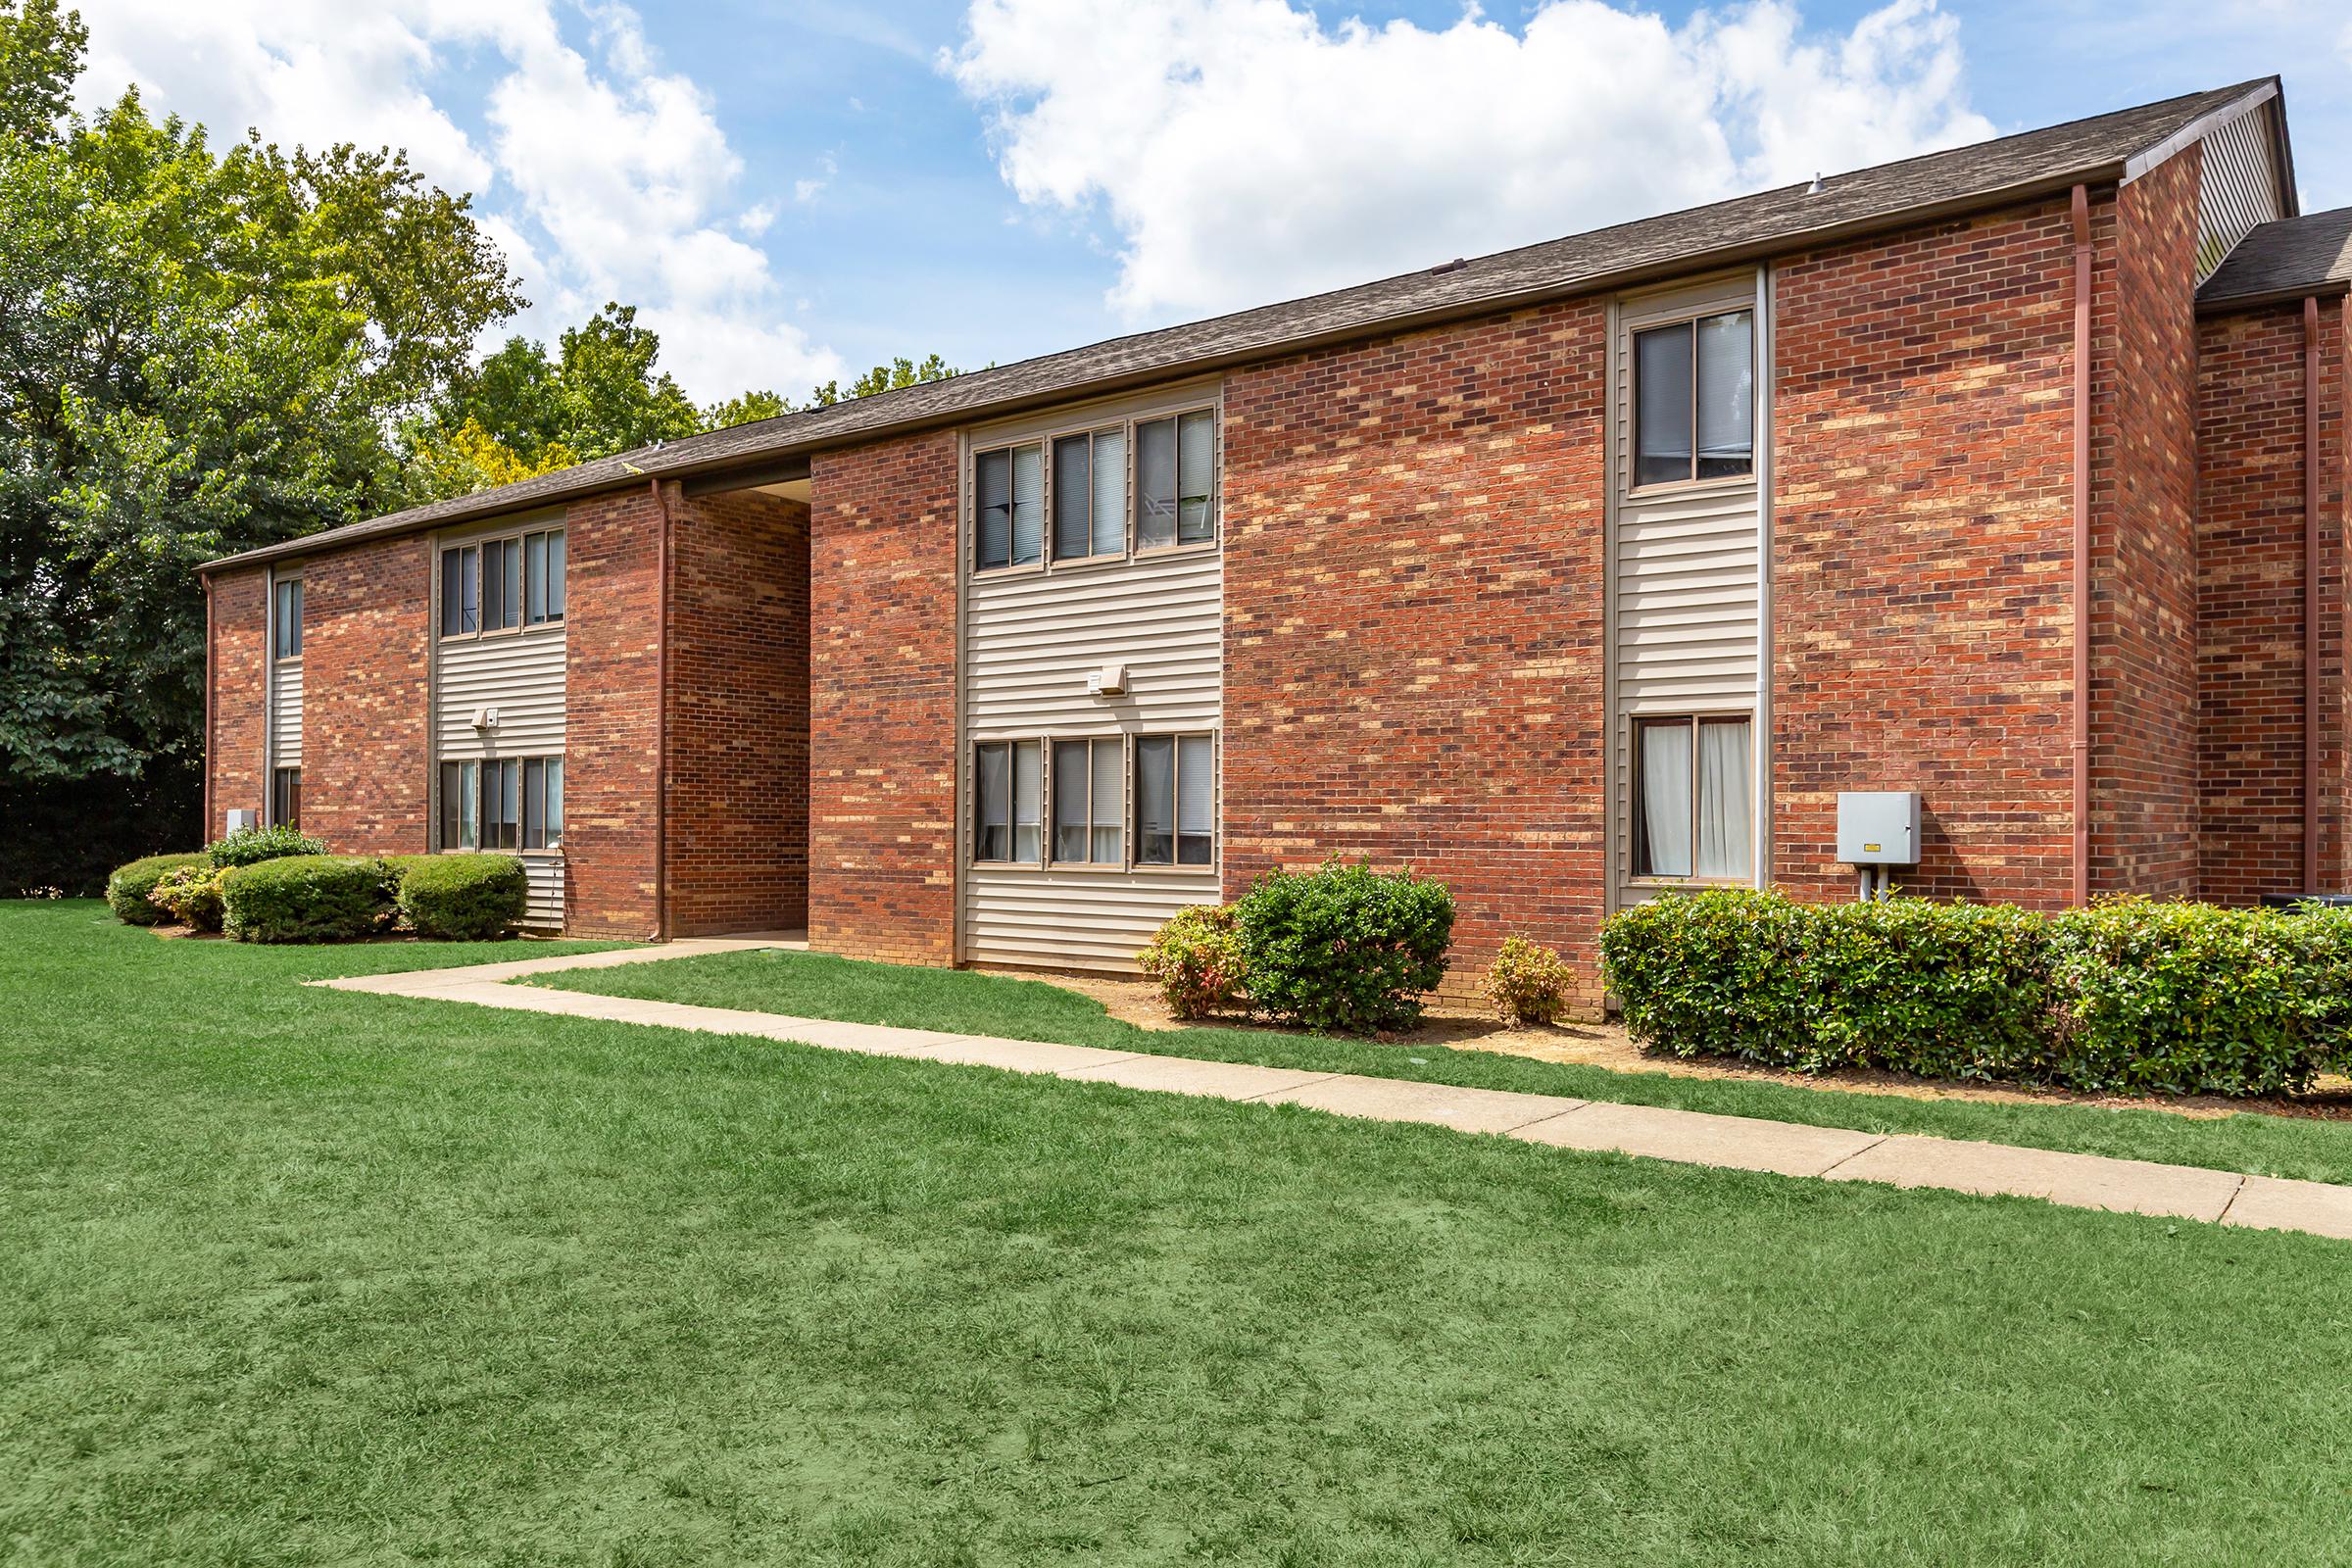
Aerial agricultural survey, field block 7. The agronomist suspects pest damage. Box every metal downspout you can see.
[2071,184,2093,906]
[2307,294,2324,893]
[651,477,674,941]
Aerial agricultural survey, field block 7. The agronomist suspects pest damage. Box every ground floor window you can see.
[1136,733,1214,866]
[1632,715,1751,880]
[1051,737,1123,863]
[973,740,1043,863]
[440,757,561,852]
[271,767,301,829]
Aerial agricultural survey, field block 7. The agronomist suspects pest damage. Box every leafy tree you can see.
[806,354,958,409]
[0,0,519,887]
[702,388,790,430]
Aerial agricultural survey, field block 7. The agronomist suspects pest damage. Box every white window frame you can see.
[968,402,1220,580]
[1630,307,1756,496]
[1628,711,1754,885]
[438,524,565,642]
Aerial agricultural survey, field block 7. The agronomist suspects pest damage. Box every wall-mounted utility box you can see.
[1838,791,1920,865]
[225,808,260,835]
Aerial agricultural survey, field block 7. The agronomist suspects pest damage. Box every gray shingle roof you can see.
[206,77,2278,573]
[2198,207,2352,309]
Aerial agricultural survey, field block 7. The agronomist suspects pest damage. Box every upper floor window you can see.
[441,526,564,638]
[271,578,303,660]
[1634,309,1753,488]
[973,404,1217,574]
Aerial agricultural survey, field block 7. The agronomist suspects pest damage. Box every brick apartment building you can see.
[200,77,2352,999]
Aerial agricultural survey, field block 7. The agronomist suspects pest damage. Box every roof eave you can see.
[2196,278,2352,317]
[201,159,2138,576]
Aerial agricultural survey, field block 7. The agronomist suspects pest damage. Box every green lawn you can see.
[12,898,2352,1566]
[531,947,2352,1186]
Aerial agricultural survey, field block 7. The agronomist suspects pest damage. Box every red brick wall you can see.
[301,535,432,854]
[2196,298,2347,901]
[564,486,665,939]
[1771,199,2080,905]
[2090,148,2203,896]
[665,488,811,936]
[205,567,269,838]
[807,434,960,963]
[1221,301,1610,1001]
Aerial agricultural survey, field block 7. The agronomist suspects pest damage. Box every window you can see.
[975,444,1045,571]
[1051,427,1129,561]
[439,757,560,851]
[973,740,1042,863]
[523,758,564,850]
[1631,715,1752,880]
[441,527,564,637]
[1634,309,1753,487]
[1136,410,1216,550]
[271,766,301,828]
[972,405,1216,573]
[1051,737,1124,863]
[1135,733,1213,866]
[271,578,303,660]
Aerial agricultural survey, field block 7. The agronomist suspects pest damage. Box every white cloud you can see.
[70,0,842,402]
[949,0,1993,321]
[794,154,838,205]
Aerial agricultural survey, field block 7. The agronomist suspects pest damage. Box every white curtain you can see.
[1092,428,1127,556]
[1695,719,1752,879]
[1012,741,1042,862]
[1639,722,1692,877]
[976,743,1008,859]
[1090,738,1122,862]
[1136,735,1173,861]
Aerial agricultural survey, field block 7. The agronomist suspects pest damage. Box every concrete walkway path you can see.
[318,940,2352,1243]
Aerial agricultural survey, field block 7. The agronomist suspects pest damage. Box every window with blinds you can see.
[1136,733,1214,866]
[973,405,1215,573]
[1634,310,1753,487]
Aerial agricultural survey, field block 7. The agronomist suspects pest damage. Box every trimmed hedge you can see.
[394,854,527,941]
[1234,858,1454,1034]
[221,856,392,944]
[205,823,326,868]
[1600,888,2352,1098]
[106,853,209,925]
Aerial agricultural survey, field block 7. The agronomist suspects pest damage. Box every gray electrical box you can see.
[1838,792,1920,865]
[224,808,260,835]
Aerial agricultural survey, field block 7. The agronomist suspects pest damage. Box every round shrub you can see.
[205,823,327,869]
[394,854,528,941]
[221,856,391,944]
[1234,858,1454,1035]
[149,863,228,932]
[1483,936,1576,1026]
[105,853,208,925]
[1138,905,1248,1019]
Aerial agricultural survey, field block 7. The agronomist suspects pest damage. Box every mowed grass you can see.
[535,947,2352,1186]
[11,901,2352,1566]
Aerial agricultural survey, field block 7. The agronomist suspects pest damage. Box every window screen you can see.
[271,767,301,829]
[1136,417,1177,550]
[1694,312,1754,478]
[272,579,303,659]
[1052,435,1092,561]
[480,539,521,631]
[440,760,477,850]
[1176,411,1215,544]
[483,759,519,850]
[1089,428,1127,557]
[974,741,1041,862]
[524,757,564,850]
[523,529,565,625]
[1635,323,1694,488]
[1052,738,1124,863]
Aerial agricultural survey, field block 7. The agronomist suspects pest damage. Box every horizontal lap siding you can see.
[436,629,567,760]
[270,659,302,768]
[962,539,1223,971]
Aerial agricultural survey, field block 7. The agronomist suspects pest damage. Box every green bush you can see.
[1235,858,1454,1034]
[105,853,208,925]
[1138,905,1249,1019]
[394,854,528,941]
[1600,888,2352,1098]
[149,863,228,932]
[1483,936,1578,1026]
[221,856,392,944]
[205,823,327,868]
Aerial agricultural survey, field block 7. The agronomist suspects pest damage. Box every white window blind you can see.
[1010,445,1044,566]
[1136,418,1177,549]
[1694,311,1754,477]
[1012,740,1043,862]
[1090,427,1127,556]
[976,449,1011,570]
[1136,735,1173,863]
[1090,737,1122,861]
[1177,411,1215,543]
[1052,436,1091,561]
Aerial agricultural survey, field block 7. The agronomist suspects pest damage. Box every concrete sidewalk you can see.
[316,942,2352,1243]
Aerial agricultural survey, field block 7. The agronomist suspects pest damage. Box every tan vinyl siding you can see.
[432,528,566,928]
[1608,274,1767,907]
[2195,104,2284,283]
[269,658,302,768]
[958,385,1224,972]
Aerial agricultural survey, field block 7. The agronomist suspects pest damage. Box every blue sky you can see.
[66,0,2352,405]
